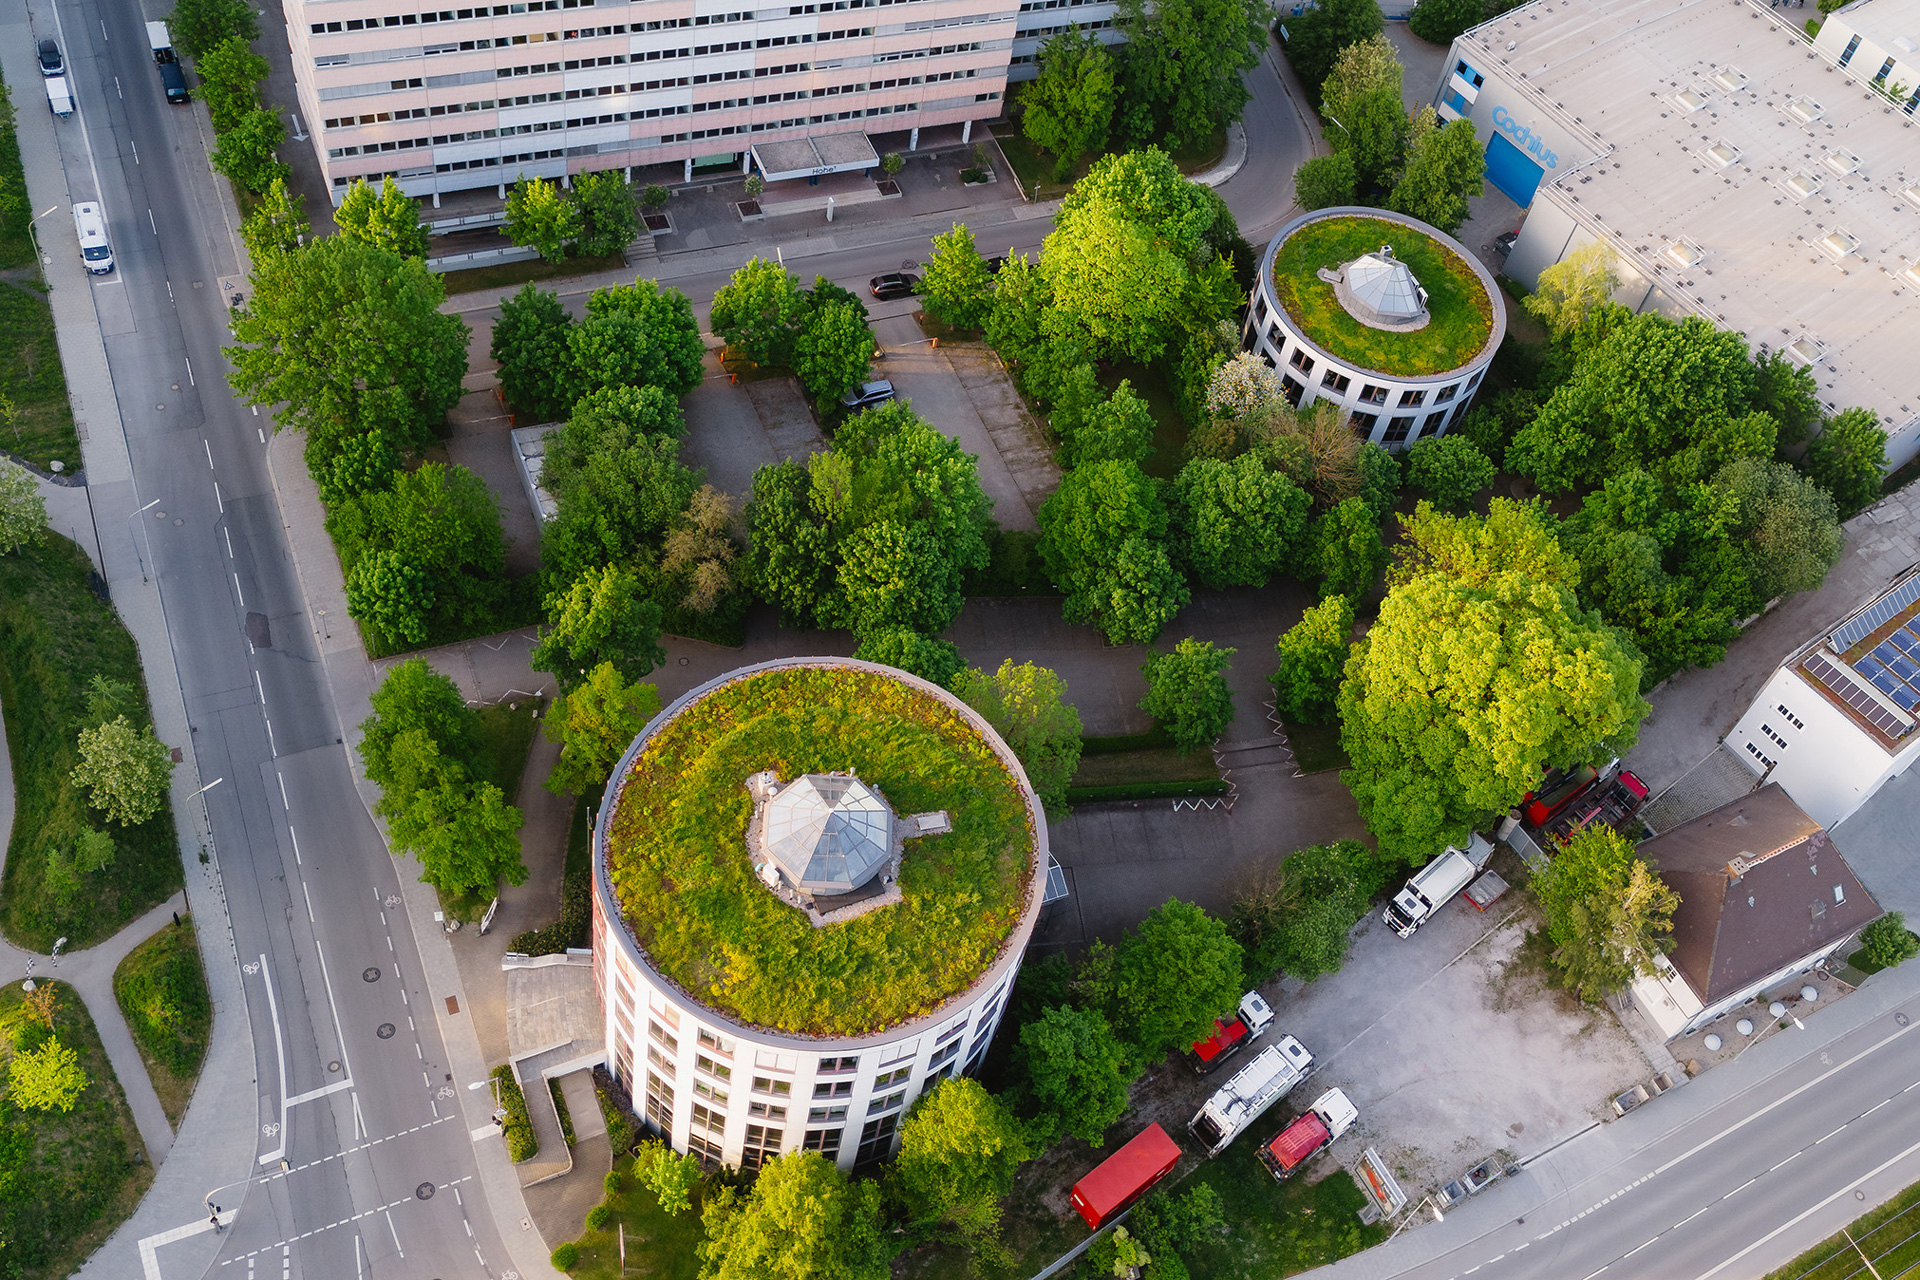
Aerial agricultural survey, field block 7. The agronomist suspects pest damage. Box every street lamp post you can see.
[128,497,160,583]
[26,205,58,266]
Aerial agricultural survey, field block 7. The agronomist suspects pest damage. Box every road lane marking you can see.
[224,527,233,558]
[387,1209,404,1258]
[205,438,214,469]
[313,938,354,1080]
[255,953,289,1166]
[215,482,223,514]
[185,357,195,386]
[290,827,301,866]
[302,879,315,923]
[285,1079,354,1106]
[278,772,289,806]
[234,572,245,606]
[216,1178,472,1265]
[1694,1133,1920,1279]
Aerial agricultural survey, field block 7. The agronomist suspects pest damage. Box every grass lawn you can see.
[1284,721,1348,774]
[605,665,1034,1036]
[1272,214,1494,377]
[0,980,154,1280]
[438,250,627,296]
[0,534,184,952]
[112,916,212,1128]
[993,111,1229,203]
[1099,361,1188,480]
[1071,745,1219,788]
[0,77,36,268]
[0,284,82,473]
[1761,1174,1920,1280]
[564,1153,708,1279]
[473,698,543,800]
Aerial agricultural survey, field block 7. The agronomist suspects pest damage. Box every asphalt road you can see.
[39,0,515,1274]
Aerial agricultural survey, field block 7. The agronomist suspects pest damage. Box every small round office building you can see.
[590,658,1048,1172]
[1244,207,1504,450]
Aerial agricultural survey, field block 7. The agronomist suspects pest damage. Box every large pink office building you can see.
[282,0,1115,202]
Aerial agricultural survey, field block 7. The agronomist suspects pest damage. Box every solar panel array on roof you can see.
[1857,626,1920,712]
[1829,574,1920,653]
[1805,652,1913,740]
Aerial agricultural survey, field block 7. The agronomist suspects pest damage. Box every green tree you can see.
[638,1140,704,1216]
[1113,0,1272,151]
[531,564,666,691]
[1282,0,1386,105]
[1233,839,1384,982]
[1270,594,1353,725]
[1062,378,1157,468]
[334,176,430,258]
[1043,149,1241,366]
[375,730,527,898]
[1387,116,1485,233]
[0,458,49,552]
[894,1079,1031,1240]
[661,484,743,616]
[240,176,307,260]
[327,462,506,647]
[710,257,808,368]
[1319,36,1406,194]
[1860,913,1919,970]
[72,716,174,826]
[542,661,662,795]
[1016,1004,1134,1146]
[1020,29,1115,179]
[1140,638,1235,751]
[169,0,259,61]
[853,626,966,689]
[1404,434,1495,512]
[227,236,469,456]
[505,175,582,263]
[1339,508,1648,863]
[1717,458,1844,605]
[210,107,289,194]
[359,658,477,783]
[698,1151,889,1280]
[1171,454,1311,589]
[344,548,435,648]
[793,301,876,408]
[921,223,996,332]
[1309,497,1386,600]
[191,35,265,132]
[1293,152,1358,211]
[1521,240,1619,342]
[1533,825,1677,1001]
[1752,350,1823,448]
[8,1036,88,1113]
[570,279,707,399]
[1105,899,1243,1062]
[743,460,835,625]
[573,170,637,257]
[1039,459,1189,645]
[952,660,1084,816]
[1409,0,1485,43]
[1806,407,1887,518]
[490,284,576,423]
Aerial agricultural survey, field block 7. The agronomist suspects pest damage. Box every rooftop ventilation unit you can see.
[1712,66,1748,92]
[1903,183,1920,210]
[1895,34,1916,52]
[1674,87,1708,113]
[1823,149,1861,176]
[1818,228,1860,260]
[1904,260,1920,290]
[1666,238,1705,268]
[1705,140,1742,169]
[1785,170,1824,200]
[1787,95,1824,123]
[1786,334,1826,364]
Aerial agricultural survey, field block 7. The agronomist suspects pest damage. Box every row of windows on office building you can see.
[313,22,888,67]
[1270,340,1481,448]
[306,0,943,36]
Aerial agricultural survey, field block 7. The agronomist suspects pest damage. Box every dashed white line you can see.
[278,773,289,807]
[233,572,245,606]
[204,438,214,469]
[255,670,266,704]
[214,482,223,514]
[185,357,195,387]
[224,527,234,559]
[289,827,301,866]
[302,880,315,923]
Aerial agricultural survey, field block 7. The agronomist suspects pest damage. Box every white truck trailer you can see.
[1188,1034,1314,1156]
[1383,833,1494,938]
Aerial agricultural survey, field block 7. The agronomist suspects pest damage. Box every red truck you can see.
[1257,1089,1358,1181]
[1189,991,1275,1075]
[1070,1123,1182,1229]
[1523,763,1600,828]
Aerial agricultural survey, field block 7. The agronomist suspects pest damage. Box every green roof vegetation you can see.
[1272,214,1493,377]
[604,666,1035,1037]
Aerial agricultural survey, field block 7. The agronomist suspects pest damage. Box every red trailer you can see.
[1070,1124,1182,1229]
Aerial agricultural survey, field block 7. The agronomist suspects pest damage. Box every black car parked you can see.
[869,272,919,300]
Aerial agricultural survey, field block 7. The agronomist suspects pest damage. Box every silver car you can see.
[841,379,895,411]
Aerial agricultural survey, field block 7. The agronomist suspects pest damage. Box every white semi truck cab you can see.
[1384,833,1493,938]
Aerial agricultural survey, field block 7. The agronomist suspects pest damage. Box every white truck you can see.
[1188,1034,1314,1156]
[1383,833,1493,938]
[1188,990,1275,1075]
[45,76,73,117]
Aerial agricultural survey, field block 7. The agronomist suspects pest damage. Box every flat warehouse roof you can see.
[1467,0,1920,435]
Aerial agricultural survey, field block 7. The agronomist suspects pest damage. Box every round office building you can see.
[1244,207,1505,450]
[590,658,1048,1172]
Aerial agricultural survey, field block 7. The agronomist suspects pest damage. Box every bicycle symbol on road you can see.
[242,962,259,976]
[436,1085,456,1100]
[385,895,401,909]
[261,1122,280,1138]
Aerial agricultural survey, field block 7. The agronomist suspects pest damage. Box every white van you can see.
[73,202,113,274]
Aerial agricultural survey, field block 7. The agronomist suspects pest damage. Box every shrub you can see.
[1405,434,1496,512]
[1860,913,1920,970]
[585,1204,613,1231]
[493,1065,538,1161]
[605,1170,626,1196]
[1140,638,1236,752]
[551,1242,580,1270]
[642,183,670,209]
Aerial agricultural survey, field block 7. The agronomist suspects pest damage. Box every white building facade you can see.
[590,658,1049,1172]
[1432,0,1920,468]
[1727,569,1920,829]
[1244,207,1503,451]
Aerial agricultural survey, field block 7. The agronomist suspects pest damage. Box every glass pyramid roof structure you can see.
[1345,246,1428,322]
[762,774,893,895]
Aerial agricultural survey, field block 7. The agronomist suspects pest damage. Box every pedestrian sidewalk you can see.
[3,7,262,1279]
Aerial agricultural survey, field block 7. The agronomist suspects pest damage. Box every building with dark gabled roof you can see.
[1629,784,1881,1038]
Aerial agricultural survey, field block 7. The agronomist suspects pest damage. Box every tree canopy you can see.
[1807,407,1887,518]
[1533,825,1677,1001]
[1282,0,1386,105]
[1103,899,1243,1062]
[1270,594,1354,726]
[1140,638,1236,752]
[1113,0,1272,152]
[698,1151,889,1280]
[711,258,809,369]
[1016,1004,1133,1146]
[1020,29,1115,179]
[921,224,996,332]
[893,1079,1031,1241]
[1039,459,1189,645]
[1171,453,1312,589]
[491,284,576,424]
[952,660,1084,817]
[543,661,664,796]
[567,279,706,401]
[334,176,430,258]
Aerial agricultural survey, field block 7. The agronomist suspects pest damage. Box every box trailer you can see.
[45,76,73,117]
[1383,834,1493,938]
[1189,990,1275,1075]
[1070,1123,1182,1230]
[1257,1088,1358,1180]
[1188,1035,1314,1155]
